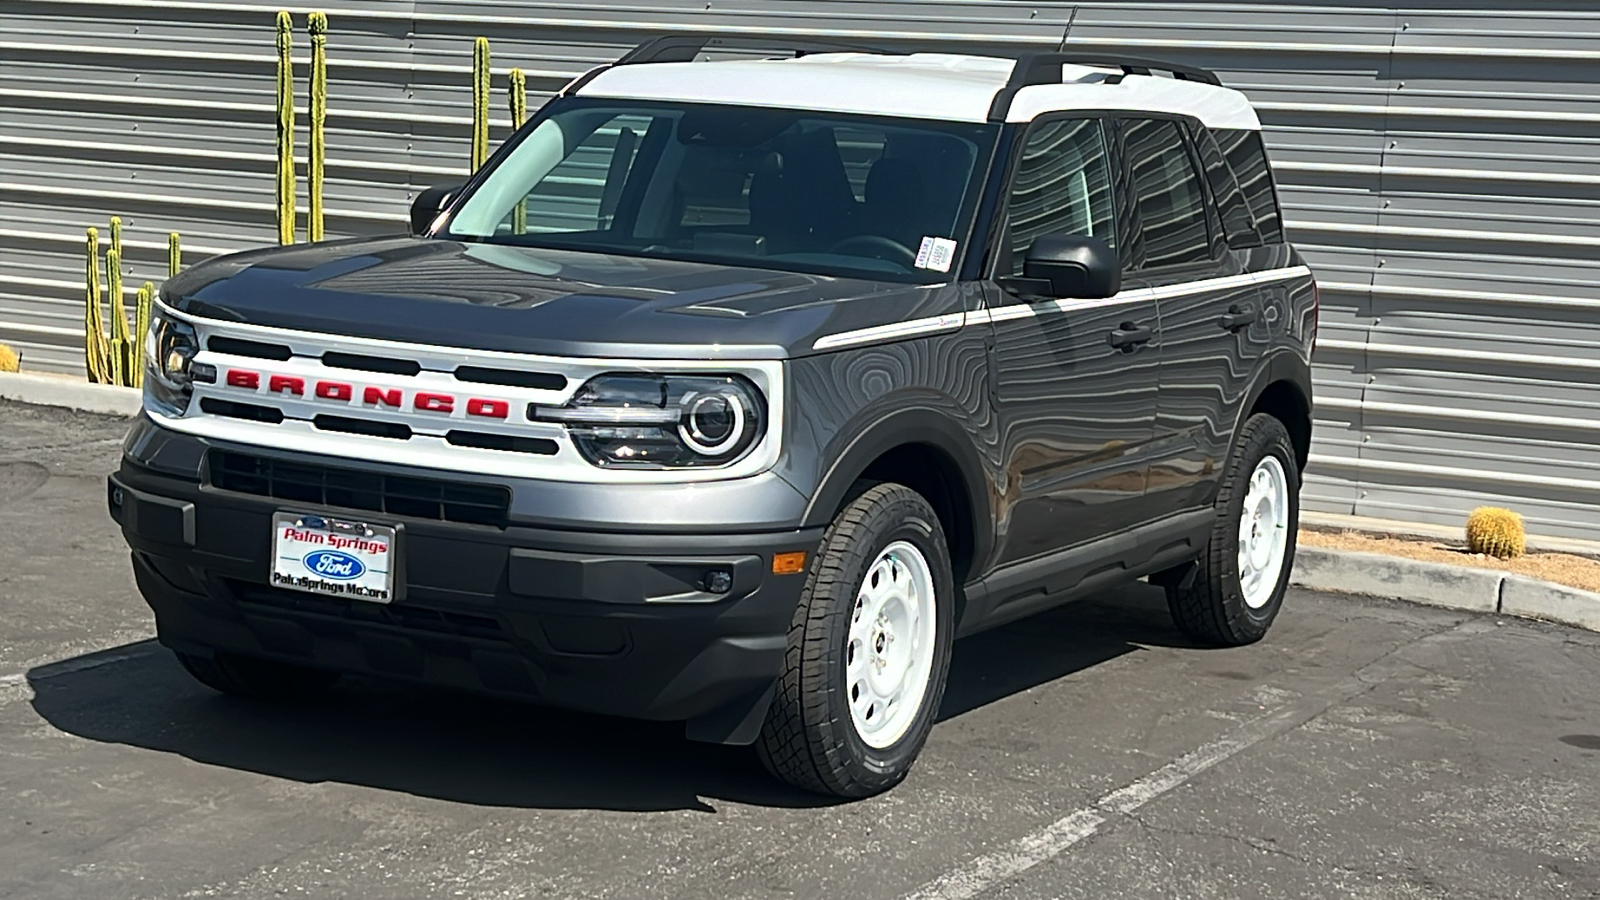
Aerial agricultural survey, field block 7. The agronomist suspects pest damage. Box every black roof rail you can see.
[564,36,1225,120]
[986,51,1223,121]
[560,33,898,96]
[616,34,896,66]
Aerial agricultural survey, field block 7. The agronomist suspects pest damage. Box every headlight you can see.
[534,373,766,468]
[142,310,209,417]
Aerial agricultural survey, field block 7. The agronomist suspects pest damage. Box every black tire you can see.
[1166,413,1300,646]
[757,483,955,798]
[175,650,339,700]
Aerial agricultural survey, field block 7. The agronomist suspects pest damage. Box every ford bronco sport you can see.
[110,36,1316,798]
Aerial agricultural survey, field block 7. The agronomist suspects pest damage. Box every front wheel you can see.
[757,483,954,798]
[1165,414,1300,646]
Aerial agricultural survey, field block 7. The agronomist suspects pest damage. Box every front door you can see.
[982,116,1160,569]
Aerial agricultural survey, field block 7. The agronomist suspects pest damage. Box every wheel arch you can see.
[800,409,992,590]
[1239,351,1312,471]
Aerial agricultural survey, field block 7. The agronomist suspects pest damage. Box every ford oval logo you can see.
[304,549,365,581]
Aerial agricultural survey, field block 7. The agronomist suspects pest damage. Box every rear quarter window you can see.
[1210,129,1284,244]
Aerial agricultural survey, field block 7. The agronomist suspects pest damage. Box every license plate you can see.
[271,512,396,603]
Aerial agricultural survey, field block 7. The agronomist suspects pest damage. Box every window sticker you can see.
[915,236,958,273]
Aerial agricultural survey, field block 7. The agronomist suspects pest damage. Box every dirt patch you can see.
[1301,529,1600,595]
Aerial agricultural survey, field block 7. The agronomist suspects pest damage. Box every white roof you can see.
[575,52,1261,131]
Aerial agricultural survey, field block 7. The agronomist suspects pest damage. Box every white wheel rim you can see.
[1237,455,1291,609]
[845,540,938,749]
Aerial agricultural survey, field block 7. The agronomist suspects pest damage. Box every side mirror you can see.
[410,184,463,236]
[1021,234,1121,299]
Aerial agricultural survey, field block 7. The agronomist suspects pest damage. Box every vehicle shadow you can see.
[27,583,1188,813]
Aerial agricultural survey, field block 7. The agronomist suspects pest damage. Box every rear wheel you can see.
[175,650,339,700]
[757,483,954,797]
[1166,414,1300,646]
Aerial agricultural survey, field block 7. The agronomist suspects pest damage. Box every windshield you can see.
[444,99,997,282]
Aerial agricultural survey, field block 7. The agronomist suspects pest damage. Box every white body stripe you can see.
[579,53,1263,130]
[809,266,1311,351]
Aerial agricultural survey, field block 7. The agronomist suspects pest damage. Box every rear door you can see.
[981,116,1160,567]
[1118,116,1262,517]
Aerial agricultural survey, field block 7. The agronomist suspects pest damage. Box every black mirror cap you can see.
[1022,233,1121,299]
[410,184,463,237]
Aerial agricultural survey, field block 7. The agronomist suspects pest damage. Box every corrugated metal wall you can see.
[3,1,1598,540]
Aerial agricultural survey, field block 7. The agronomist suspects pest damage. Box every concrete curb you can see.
[0,371,140,417]
[1293,546,1600,634]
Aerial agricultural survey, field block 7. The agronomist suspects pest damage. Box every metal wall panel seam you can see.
[1316,397,1600,435]
[1317,339,1600,373]
[1309,455,1600,495]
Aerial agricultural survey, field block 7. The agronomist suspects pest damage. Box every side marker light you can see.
[772,552,807,575]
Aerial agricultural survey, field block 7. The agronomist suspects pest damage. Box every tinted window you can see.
[1122,118,1210,268]
[1003,118,1116,276]
[447,100,995,283]
[1192,124,1259,248]
[1212,129,1284,243]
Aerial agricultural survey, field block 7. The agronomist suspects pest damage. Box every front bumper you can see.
[109,454,821,744]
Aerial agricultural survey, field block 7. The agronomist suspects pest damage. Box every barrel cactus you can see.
[0,343,19,373]
[1466,507,1525,559]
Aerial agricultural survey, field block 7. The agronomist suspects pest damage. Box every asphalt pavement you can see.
[2,399,1598,899]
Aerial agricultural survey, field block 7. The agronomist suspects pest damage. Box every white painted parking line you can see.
[903,619,1494,900]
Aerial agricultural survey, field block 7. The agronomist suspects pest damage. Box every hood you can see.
[165,236,964,359]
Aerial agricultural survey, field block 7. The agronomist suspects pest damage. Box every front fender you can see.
[798,403,994,572]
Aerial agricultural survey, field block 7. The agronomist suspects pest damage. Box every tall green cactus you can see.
[133,282,153,388]
[471,37,490,172]
[509,67,527,234]
[276,10,296,244]
[168,232,182,278]
[83,226,110,383]
[108,218,131,382]
[307,11,328,242]
[105,250,126,388]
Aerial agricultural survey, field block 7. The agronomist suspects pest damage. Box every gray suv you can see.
[110,37,1316,797]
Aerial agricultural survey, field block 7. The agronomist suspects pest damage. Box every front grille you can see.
[454,365,567,391]
[445,430,558,455]
[207,336,292,360]
[200,397,284,423]
[313,414,413,440]
[209,450,510,527]
[322,351,422,376]
[228,580,508,642]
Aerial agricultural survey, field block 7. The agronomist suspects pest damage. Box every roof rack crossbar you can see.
[1013,52,1221,87]
[986,51,1222,120]
[615,34,895,66]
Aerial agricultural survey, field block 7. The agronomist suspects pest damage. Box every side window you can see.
[1212,129,1284,243]
[1003,118,1116,276]
[517,114,652,234]
[1192,124,1260,248]
[1122,118,1211,269]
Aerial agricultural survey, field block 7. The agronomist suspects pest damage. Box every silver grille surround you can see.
[148,301,785,484]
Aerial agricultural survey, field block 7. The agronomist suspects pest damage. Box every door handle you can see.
[1107,322,1154,350]
[1220,304,1258,331]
